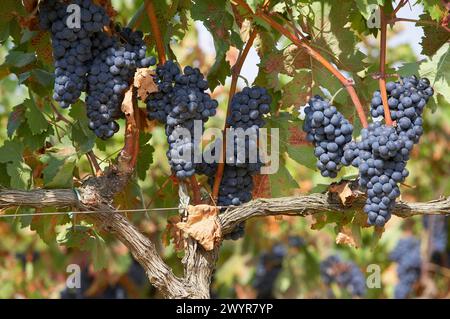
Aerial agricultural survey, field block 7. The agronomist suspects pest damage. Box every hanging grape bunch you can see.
[204,87,272,240]
[39,0,155,139]
[390,237,422,299]
[341,76,434,227]
[303,95,354,178]
[86,26,155,139]
[320,255,366,298]
[146,61,218,179]
[39,0,110,109]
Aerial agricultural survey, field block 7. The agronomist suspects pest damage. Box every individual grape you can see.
[39,0,110,108]
[303,95,353,178]
[320,255,366,297]
[86,26,155,139]
[390,237,422,299]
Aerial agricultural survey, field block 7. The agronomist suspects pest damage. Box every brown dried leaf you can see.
[133,68,157,101]
[162,216,185,251]
[31,32,53,65]
[262,52,284,74]
[329,181,356,206]
[22,0,38,13]
[336,225,358,248]
[176,205,221,251]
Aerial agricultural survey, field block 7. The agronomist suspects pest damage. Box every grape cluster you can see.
[253,244,286,299]
[146,61,218,179]
[341,76,434,227]
[215,87,271,205]
[390,237,421,299]
[320,255,366,297]
[303,95,353,178]
[423,216,448,254]
[370,76,433,140]
[39,0,110,109]
[39,0,155,139]
[211,87,271,240]
[60,259,152,299]
[342,123,408,226]
[86,27,154,139]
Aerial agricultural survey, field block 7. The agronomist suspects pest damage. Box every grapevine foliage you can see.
[0,0,448,300]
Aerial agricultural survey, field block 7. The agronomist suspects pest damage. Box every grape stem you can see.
[145,0,166,64]
[390,17,450,32]
[211,28,258,201]
[379,6,393,126]
[392,0,408,17]
[231,0,369,128]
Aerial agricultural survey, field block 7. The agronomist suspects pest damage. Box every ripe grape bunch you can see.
[320,255,366,298]
[146,61,218,179]
[39,0,110,109]
[208,87,271,240]
[390,237,421,299]
[423,215,449,255]
[342,123,408,226]
[86,27,154,139]
[39,0,155,139]
[370,76,434,143]
[303,96,354,178]
[253,244,286,299]
[341,76,434,227]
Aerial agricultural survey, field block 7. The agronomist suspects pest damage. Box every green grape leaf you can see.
[58,225,108,271]
[268,164,299,197]
[69,104,96,154]
[419,43,450,111]
[287,145,317,170]
[24,97,49,135]
[190,0,241,89]
[7,105,26,138]
[31,212,70,245]
[41,146,78,188]
[4,51,36,68]
[0,139,24,164]
[421,0,446,21]
[136,132,154,181]
[420,13,450,57]
[6,161,32,190]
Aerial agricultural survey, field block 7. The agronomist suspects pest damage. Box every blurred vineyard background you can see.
[0,0,449,299]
